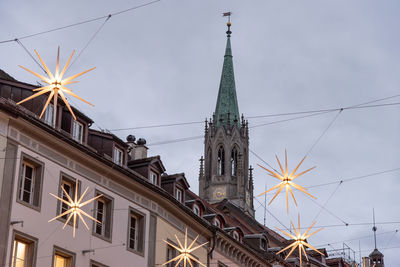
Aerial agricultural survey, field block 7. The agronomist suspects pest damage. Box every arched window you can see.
[231,148,238,176]
[232,231,240,241]
[217,146,225,175]
[207,148,212,180]
[213,218,221,228]
[193,204,200,216]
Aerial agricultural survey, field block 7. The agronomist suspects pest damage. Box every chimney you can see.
[363,257,370,267]
[135,138,148,159]
[126,135,148,160]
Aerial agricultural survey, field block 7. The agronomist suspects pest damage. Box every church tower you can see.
[369,209,385,267]
[199,22,255,217]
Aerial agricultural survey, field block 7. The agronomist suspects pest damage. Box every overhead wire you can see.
[253,196,290,232]
[108,95,400,132]
[15,39,46,73]
[383,229,399,252]
[299,221,400,230]
[304,109,342,157]
[0,0,161,44]
[144,101,400,146]
[309,185,348,226]
[306,168,400,189]
[315,229,398,247]
[67,15,111,72]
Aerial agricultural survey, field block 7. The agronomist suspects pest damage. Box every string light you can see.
[17,47,95,126]
[48,179,102,238]
[257,150,316,213]
[163,228,208,267]
[276,214,323,266]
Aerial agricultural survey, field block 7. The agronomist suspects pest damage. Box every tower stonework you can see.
[199,23,255,217]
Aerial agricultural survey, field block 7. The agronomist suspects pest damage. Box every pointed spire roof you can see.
[214,22,240,127]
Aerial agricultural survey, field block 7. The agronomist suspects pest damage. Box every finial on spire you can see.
[373,208,377,249]
[223,12,232,37]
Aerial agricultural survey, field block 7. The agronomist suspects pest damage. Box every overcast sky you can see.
[1,0,399,265]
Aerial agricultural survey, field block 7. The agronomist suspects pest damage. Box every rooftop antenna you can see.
[372,208,377,249]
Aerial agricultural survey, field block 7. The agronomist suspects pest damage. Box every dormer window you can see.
[175,188,183,202]
[193,204,200,216]
[72,120,83,143]
[113,147,123,165]
[213,218,221,228]
[150,171,158,185]
[43,103,54,126]
[260,238,267,250]
[232,231,240,241]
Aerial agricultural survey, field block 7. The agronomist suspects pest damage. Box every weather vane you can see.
[17,47,95,127]
[222,11,232,21]
[257,150,316,213]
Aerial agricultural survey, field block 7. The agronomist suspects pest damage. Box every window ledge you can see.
[126,246,145,257]
[92,232,112,244]
[16,199,41,213]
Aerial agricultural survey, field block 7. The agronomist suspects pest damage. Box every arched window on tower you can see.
[217,146,225,175]
[231,148,238,176]
[207,148,212,180]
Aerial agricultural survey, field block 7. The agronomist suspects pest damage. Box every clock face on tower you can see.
[213,186,226,200]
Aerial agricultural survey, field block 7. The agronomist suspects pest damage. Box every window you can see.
[175,188,183,202]
[72,120,83,143]
[213,218,221,228]
[53,247,75,267]
[93,192,113,241]
[232,231,240,241]
[193,204,200,216]
[57,175,79,223]
[166,244,198,267]
[231,148,238,176]
[260,238,267,250]
[127,208,145,255]
[166,245,179,267]
[217,146,225,175]
[11,232,37,267]
[43,103,54,126]
[150,171,158,185]
[11,240,27,267]
[90,260,108,267]
[17,155,43,210]
[113,147,123,165]
[206,148,212,180]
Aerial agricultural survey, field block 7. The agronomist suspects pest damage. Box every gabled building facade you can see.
[0,72,212,267]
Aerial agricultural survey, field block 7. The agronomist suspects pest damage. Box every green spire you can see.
[215,22,240,127]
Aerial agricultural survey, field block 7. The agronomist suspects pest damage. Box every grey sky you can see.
[1,0,399,265]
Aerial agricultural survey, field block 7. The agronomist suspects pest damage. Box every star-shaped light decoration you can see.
[163,228,208,267]
[276,214,323,266]
[17,47,95,126]
[48,179,103,238]
[257,150,316,213]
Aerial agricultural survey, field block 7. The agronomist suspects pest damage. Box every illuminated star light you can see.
[48,179,103,238]
[163,228,208,267]
[257,150,316,213]
[276,214,324,266]
[17,47,95,123]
